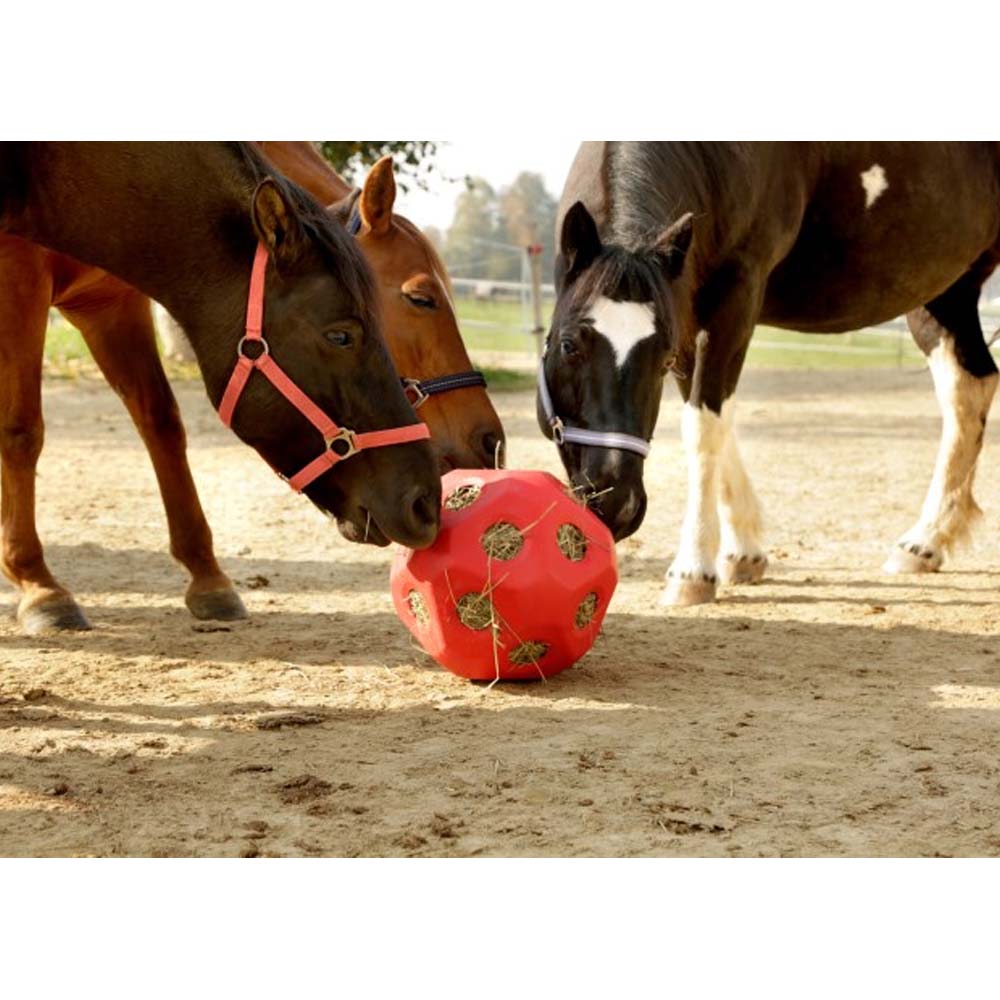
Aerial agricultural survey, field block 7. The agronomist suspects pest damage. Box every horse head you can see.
[539,200,694,540]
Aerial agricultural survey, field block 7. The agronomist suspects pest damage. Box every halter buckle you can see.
[325,427,359,460]
[237,335,269,360]
[401,378,429,409]
[551,417,565,445]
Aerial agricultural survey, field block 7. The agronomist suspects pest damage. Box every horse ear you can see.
[560,201,602,282]
[326,189,361,229]
[358,155,396,236]
[251,179,304,269]
[655,212,694,280]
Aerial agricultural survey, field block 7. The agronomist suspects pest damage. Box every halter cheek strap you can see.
[401,370,488,408]
[537,358,651,458]
[218,242,431,493]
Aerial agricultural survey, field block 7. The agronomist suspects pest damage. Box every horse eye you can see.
[324,329,353,348]
[560,337,579,358]
[404,292,436,310]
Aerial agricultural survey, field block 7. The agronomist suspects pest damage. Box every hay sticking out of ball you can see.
[444,484,482,511]
[480,521,524,561]
[509,640,549,666]
[556,523,588,561]
[406,590,429,628]
[456,592,495,630]
[575,592,598,628]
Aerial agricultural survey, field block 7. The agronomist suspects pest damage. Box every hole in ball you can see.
[575,592,598,628]
[444,484,482,511]
[480,521,524,561]
[509,640,549,666]
[406,590,429,627]
[455,592,495,630]
[556,523,588,561]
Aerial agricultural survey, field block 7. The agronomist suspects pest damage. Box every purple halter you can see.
[537,359,651,458]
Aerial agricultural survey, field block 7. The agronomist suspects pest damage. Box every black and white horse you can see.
[539,142,1000,605]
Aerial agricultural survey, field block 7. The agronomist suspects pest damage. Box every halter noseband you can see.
[537,357,652,458]
[218,242,431,493]
[346,203,487,408]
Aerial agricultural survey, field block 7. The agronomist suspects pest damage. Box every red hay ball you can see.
[391,469,618,681]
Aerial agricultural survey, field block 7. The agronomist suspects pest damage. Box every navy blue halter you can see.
[345,202,487,408]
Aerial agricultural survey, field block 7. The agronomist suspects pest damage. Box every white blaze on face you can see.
[860,163,888,209]
[588,297,656,368]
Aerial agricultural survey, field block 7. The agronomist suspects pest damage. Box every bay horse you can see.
[540,142,1000,605]
[0,141,440,633]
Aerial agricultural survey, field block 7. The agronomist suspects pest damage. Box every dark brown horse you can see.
[0,141,440,633]
[540,142,1000,605]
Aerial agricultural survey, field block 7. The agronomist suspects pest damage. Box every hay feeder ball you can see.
[391,469,618,681]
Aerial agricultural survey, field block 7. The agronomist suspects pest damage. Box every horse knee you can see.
[147,399,186,447]
[0,420,43,467]
[128,389,186,449]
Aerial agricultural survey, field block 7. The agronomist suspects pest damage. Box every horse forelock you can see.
[566,246,677,354]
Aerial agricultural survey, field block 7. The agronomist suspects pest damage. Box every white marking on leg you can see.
[588,297,655,368]
[666,402,725,586]
[860,164,888,209]
[886,335,997,570]
[717,400,766,578]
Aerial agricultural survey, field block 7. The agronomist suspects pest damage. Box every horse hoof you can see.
[186,587,249,621]
[882,544,942,575]
[720,553,768,585]
[19,594,92,635]
[658,574,718,607]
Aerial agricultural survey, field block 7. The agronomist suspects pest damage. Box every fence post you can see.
[526,243,545,357]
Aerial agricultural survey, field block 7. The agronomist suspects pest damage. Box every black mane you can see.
[230,141,378,326]
[607,141,754,250]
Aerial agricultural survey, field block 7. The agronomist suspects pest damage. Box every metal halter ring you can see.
[401,378,430,409]
[326,427,359,460]
[236,335,270,360]
[551,417,565,445]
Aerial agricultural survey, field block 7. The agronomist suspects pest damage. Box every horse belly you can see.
[761,144,1000,332]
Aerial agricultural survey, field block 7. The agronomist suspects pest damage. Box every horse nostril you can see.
[610,490,647,541]
[478,430,505,468]
[408,488,439,533]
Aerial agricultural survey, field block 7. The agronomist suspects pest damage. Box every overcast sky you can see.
[396,139,580,232]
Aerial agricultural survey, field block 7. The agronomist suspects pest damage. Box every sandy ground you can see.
[2,368,999,857]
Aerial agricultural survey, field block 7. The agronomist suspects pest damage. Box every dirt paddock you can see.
[2,367,999,856]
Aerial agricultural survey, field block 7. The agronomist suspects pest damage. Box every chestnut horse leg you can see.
[0,243,92,632]
[884,263,999,574]
[60,290,247,620]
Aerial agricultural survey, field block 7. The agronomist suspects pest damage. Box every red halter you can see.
[218,242,431,492]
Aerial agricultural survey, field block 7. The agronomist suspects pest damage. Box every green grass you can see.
[480,367,535,392]
[42,300,939,385]
[456,298,552,354]
[45,316,90,369]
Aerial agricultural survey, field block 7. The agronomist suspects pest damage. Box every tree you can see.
[317,141,438,192]
[442,172,560,283]
[497,171,558,283]
[442,178,513,280]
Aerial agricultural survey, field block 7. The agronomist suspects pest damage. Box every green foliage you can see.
[317,141,438,192]
[443,178,509,280]
[498,171,557,279]
[443,172,558,282]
